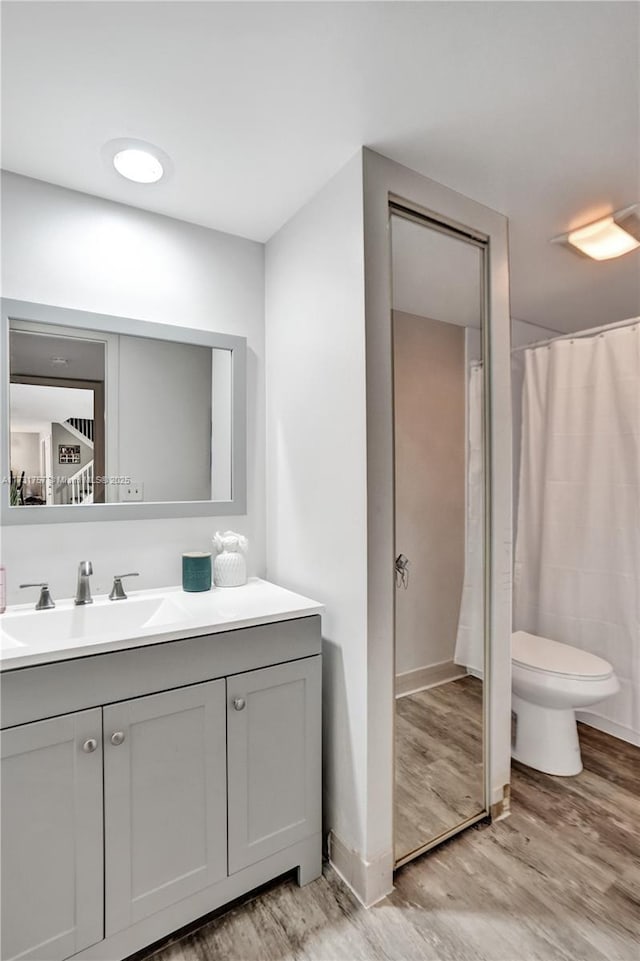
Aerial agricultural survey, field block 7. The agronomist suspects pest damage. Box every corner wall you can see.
[264,153,370,891]
[266,150,514,906]
[0,172,265,602]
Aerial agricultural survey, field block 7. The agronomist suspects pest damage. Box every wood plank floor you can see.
[140,723,640,961]
[395,676,484,860]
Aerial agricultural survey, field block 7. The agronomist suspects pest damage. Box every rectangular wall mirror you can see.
[390,205,488,865]
[1,299,246,523]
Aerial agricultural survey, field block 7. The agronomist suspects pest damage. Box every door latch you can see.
[395,554,410,589]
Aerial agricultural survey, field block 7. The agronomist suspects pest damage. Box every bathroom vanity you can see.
[0,579,323,961]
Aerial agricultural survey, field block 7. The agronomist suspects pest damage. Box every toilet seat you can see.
[512,630,614,681]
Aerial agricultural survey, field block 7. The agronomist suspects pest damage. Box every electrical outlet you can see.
[121,482,144,502]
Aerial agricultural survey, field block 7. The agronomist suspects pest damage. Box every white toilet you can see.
[511,631,619,776]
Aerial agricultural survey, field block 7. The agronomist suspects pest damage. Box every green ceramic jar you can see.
[182,551,212,592]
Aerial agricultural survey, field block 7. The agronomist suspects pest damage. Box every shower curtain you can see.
[454,363,484,675]
[514,324,640,745]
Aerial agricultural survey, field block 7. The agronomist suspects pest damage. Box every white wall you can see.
[264,154,369,875]
[511,318,561,535]
[0,172,264,602]
[118,337,212,502]
[512,318,556,350]
[9,432,40,478]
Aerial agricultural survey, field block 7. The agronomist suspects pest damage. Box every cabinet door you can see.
[103,680,227,935]
[227,656,321,873]
[1,709,103,961]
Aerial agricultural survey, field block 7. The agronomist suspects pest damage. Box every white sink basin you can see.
[1,595,186,646]
[0,579,324,671]
[0,635,25,650]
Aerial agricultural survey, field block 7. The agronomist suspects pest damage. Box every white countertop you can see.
[0,578,324,672]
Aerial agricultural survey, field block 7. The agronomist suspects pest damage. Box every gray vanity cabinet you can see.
[0,709,104,961]
[0,615,322,961]
[227,657,322,874]
[103,680,227,935]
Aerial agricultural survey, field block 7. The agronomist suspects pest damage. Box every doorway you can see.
[10,374,106,505]
[391,204,489,866]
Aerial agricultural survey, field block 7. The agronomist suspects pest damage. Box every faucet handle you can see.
[109,573,139,601]
[20,583,55,611]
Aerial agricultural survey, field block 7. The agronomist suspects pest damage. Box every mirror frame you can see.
[1,298,247,524]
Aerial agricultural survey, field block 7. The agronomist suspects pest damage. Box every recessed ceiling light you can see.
[113,148,163,184]
[102,138,171,185]
[552,204,640,260]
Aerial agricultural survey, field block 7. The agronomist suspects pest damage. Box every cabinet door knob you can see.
[82,738,98,753]
[233,697,246,711]
[110,731,126,746]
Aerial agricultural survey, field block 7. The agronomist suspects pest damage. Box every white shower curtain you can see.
[514,324,640,745]
[454,363,484,675]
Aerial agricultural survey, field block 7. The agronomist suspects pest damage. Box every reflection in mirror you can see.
[11,380,102,505]
[8,324,232,507]
[391,209,486,864]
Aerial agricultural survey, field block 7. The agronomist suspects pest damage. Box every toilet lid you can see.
[512,631,614,679]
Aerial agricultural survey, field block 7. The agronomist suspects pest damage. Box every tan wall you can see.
[393,310,466,677]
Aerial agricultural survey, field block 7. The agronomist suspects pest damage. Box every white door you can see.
[227,656,322,874]
[103,680,227,935]
[1,709,104,961]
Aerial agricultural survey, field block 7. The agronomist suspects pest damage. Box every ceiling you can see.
[11,331,105,382]
[10,383,94,434]
[2,1,639,333]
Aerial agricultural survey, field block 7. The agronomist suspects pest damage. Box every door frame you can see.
[10,373,106,503]
[361,148,512,902]
[389,201,491,868]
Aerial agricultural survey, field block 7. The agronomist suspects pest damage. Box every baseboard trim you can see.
[328,832,394,908]
[490,784,511,821]
[395,660,466,698]
[576,712,640,747]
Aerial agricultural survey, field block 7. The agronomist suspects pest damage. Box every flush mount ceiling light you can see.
[102,138,172,185]
[552,204,640,260]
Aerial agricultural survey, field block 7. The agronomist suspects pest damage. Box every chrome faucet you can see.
[109,572,139,600]
[20,582,55,610]
[75,561,94,606]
